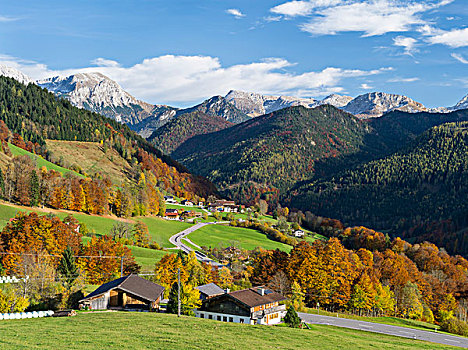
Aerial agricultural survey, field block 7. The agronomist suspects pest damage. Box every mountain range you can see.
[2,64,467,138]
[1,64,468,256]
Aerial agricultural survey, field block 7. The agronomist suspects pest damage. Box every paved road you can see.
[299,312,468,348]
[169,222,223,266]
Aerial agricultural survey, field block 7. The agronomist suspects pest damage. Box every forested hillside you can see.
[149,111,233,154]
[0,76,217,216]
[172,105,371,206]
[290,122,468,255]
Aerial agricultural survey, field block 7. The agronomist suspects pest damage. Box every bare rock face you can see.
[38,72,154,124]
[342,92,429,118]
[319,94,353,108]
[0,65,35,85]
[225,90,318,117]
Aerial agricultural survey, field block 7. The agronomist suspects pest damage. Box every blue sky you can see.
[0,0,467,107]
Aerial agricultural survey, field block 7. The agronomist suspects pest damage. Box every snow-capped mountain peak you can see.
[225,90,317,117]
[0,65,35,85]
[452,94,468,111]
[37,72,153,124]
[342,92,429,118]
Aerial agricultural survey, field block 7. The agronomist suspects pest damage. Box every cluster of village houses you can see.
[79,275,287,326]
[163,196,305,238]
[163,197,245,221]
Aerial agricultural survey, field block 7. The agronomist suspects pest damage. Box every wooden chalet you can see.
[194,286,287,325]
[79,274,165,311]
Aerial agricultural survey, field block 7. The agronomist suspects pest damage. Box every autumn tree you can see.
[78,235,139,284]
[0,212,82,273]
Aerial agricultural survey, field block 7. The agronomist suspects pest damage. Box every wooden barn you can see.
[79,274,165,311]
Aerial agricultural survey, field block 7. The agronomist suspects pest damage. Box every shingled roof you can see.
[228,287,287,308]
[81,275,165,303]
[196,283,224,297]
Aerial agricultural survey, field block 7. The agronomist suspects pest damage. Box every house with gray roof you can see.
[195,283,225,300]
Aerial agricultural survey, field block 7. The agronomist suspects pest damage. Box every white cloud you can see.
[271,1,315,17]
[0,15,19,22]
[393,36,418,55]
[451,53,468,64]
[265,15,283,22]
[270,0,453,37]
[427,27,468,48]
[91,58,121,67]
[271,0,343,17]
[387,77,420,83]
[0,54,391,105]
[226,9,245,19]
[360,83,373,89]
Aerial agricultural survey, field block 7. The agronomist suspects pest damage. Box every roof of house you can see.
[165,209,179,214]
[228,287,286,308]
[81,275,165,303]
[196,283,224,297]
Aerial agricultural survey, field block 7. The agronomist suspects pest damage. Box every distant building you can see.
[164,196,178,204]
[164,209,179,220]
[208,199,239,213]
[194,286,287,325]
[294,230,305,238]
[195,283,225,301]
[79,275,165,311]
[181,199,194,206]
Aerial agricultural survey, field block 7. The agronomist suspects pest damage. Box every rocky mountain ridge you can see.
[1,65,468,134]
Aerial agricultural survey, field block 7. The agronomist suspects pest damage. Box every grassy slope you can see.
[46,140,131,185]
[0,312,455,350]
[8,143,82,177]
[189,224,291,251]
[134,216,191,248]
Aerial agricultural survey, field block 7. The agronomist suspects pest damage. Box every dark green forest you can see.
[291,122,468,255]
[0,75,186,172]
[172,105,371,205]
[149,111,233,154]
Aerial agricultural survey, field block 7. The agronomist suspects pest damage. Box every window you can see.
[200,314,204,319]
[229,317,233,322]
[240,319,244,324]
[208,315,212,320]
[223,316,227,322]
[217,316,221,321]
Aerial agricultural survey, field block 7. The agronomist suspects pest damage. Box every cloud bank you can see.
[0,54,391,105]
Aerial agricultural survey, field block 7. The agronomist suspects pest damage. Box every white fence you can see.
[0,310,54,320]
[0,276,29,283]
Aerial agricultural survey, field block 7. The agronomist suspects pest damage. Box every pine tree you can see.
[57,246,78,288]
[167,281,182,314]
[29,170,39,206]
[0,168,4,198]
[283,305,301,328]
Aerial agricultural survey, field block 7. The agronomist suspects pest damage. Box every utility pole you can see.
[177,267,181,317]
[120,256,124,277]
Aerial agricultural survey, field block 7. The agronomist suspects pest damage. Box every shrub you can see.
[440,317,468,336]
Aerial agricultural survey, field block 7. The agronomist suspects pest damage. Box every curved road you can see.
[298,312,468,348]
[169,222,224,266]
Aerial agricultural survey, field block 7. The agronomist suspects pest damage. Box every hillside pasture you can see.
[0,312,456,350]
[189,224,291,251]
